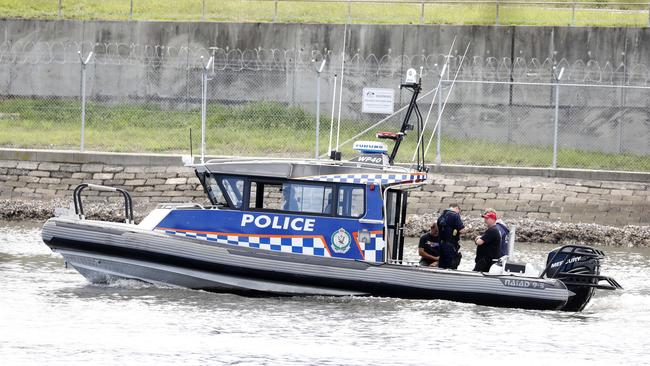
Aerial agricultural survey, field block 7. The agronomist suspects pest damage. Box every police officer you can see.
[436,203,468,269]
[418,223,440,267]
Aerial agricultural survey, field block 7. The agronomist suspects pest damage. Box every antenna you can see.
[423,43,471,161]
[409,37,456,169]
[332,23,347,160]
[327,73,338,155]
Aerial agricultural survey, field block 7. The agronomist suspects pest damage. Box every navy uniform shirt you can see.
[418,233,440,265]
[437,209,465,245]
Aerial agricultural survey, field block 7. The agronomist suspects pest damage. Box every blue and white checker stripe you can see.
[156,229,331,257]
[302,173,426,185]
[359,232,385,262]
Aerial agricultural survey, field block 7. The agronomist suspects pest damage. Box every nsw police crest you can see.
[331,228,352,254]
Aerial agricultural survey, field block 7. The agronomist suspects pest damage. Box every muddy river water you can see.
[1,221,649,365]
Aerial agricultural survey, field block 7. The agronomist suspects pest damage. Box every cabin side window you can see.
[206,176,228,207]
[337,185,365,218]
[249,180,333,215]
[283,183,333,215]
[206,175,244,209]
[222,177,244,209]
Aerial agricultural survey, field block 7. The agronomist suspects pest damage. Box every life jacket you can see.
[495,220,510,257]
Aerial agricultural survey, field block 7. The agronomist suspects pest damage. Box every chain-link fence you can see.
[2,0,649,27]
[1,48,649,172]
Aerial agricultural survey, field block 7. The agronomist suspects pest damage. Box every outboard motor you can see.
[543,245,622,311]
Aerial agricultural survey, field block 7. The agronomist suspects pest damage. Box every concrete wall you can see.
[1,19,649,156]
[1,149,648,226]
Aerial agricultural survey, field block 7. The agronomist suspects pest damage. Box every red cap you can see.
[482,211,497,220]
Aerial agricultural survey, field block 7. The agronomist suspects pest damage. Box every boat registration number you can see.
[500,278,546,290]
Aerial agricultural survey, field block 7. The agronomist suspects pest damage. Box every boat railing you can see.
[73,183,134,224]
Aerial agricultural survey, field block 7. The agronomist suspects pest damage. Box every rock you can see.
[405,213,650,248]
[1,198,647,248]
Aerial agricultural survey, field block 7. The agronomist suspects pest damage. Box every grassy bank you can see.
[0,0,648,27]
[1,98,649,171]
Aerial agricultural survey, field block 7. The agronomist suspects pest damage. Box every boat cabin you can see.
[149,156,426,264]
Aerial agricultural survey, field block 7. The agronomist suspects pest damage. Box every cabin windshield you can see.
[206,175,244,209]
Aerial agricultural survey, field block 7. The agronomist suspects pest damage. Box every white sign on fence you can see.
[362,88,394,114]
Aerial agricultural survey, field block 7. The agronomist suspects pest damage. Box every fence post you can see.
[495,0,500,26]
[420,1,425,24]
[314,60,326,159]
[571,0,576,26]
[58,0,62,17]
[78,51,93,152]
[273,1,278,22]
[129,0,133,20]
[201,56,214,164]
[347,0,352,23]
[552,67,564,169]
[435,80,443,165]
[202,0,205,20]
[648,2,650,27]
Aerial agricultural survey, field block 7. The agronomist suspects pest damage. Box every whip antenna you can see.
[423,42,471,162]
[410,38,456,167]
[332,23,347,160]
[327,73,338,155]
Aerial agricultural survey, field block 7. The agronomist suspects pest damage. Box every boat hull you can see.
[42,218,570,311]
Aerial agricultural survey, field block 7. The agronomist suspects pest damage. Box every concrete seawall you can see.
[1,149,648,227]
[2,20,650,157]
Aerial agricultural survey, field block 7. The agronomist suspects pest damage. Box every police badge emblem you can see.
[331,228,352,254]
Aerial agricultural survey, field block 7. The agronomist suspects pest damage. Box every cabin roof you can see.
[193,157,427,186]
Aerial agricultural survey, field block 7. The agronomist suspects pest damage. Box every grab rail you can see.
[73,183,134,224]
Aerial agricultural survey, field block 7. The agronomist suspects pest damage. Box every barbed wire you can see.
[0,41,649,85]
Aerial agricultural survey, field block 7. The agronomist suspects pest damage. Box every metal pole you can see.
[80,62,86,152]
[201,67,206,163]
[347,0,352,23]
[435,80,443,165]
[202,0,206,20]
[78,51,93,152]
[495,0,500,26]
[314,60,326,159]
[571,0,576,26]
[201,56,214,164]
[552,81,559,169]
[273,0,278,22]
[648,2,650,27]
[552,67,564,169]
[420,1,425,24]
[316,74,321,159]
[58,0,62,17]
[130,0,133,20]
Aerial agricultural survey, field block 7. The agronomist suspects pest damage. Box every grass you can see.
[1,97,649,172]
[0,0,648,27]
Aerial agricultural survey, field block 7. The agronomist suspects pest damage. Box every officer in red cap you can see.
[473,210,502,272]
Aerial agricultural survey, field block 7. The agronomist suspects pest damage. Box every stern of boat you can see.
[542,245,622,311]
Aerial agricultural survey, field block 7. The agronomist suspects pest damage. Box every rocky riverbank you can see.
[2,199,648,248]
[405,213,650,248]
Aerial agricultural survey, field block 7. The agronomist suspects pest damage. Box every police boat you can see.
[41,69,621,312]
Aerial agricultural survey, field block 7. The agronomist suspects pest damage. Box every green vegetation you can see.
[0,0,648,27]
[1,97,648,172]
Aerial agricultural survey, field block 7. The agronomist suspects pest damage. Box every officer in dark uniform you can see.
[436,203,468,269]
[418,223,440,267]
